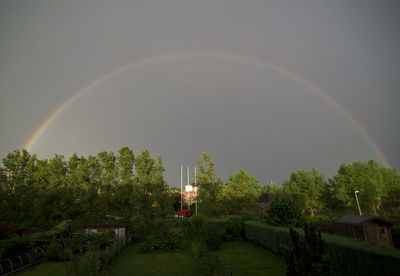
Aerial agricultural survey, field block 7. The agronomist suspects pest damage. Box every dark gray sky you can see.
[1,0,399,186]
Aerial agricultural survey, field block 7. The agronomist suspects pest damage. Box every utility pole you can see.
[355,191,362,216]
[180,166,183,211]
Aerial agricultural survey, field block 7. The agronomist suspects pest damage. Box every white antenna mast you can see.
[180,166,183,210]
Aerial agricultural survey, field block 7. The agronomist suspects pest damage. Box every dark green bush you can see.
[139,219,184,253]
[225,215,245,241]
[190,213,207,236]
[197,223,224,251]
[0,237,30,261]
[45,240,63,261]
[282,223,330,276]
[244,221,400,276]
[267,197,302,227]
[67,250,102,276]
[191,240,220,276]
[391,225,400,248]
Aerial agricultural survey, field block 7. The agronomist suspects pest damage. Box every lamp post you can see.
[355,190,362,215]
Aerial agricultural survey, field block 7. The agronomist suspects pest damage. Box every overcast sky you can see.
[1,0,399,186]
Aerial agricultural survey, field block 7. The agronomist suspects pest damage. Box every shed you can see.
[253,192,275,211]
[84,224,126,240]
[334,215,394,246]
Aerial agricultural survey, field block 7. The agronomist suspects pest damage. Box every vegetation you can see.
[244,221,400,276]
[282,223,330,276]
[267,197,303,227]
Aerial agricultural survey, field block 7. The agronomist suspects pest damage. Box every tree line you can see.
[1,148,399,229]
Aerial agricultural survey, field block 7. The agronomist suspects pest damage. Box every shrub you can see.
[67,250,102,276]
[391,225,400,248]
[45,240,63,261]
[190,213,207,236]
[197,223,224,251]
[267,197,302,227]
[139,219,184,253]
[282,223,330,276]
[244,221,400,276]
[191,240,220,276]
[0,237,30,261]
[225,215,245,241]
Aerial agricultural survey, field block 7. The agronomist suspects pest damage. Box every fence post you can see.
[26,253,31,265]
[16,256,23,268]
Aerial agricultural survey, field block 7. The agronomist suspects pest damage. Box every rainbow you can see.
[23,50,392,167]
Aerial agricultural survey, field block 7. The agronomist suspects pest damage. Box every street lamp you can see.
[354,190,362,215]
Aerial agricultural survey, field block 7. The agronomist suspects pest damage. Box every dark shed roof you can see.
[258,192,275,203]
[335,215,393,226]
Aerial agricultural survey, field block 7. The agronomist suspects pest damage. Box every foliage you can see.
[282,168,325,216]
[225,215,245,241]
[191,240,220,276]
[189,213,207,236]
[0,225,15,240]
[195,153,224,216]
[45,240,63,261]
[222,169,260,214]
[267,197,303,227]
[390,225,400,248]
[327,160,400,216]
[0,147,170,229]
[244,221,400,276]
[138,219,184,253]
[0,237,30,261]
[68,250,103,276]
[281,223,330,276]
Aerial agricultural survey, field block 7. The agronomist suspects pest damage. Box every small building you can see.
[334,215,394,247]
[253,192,275,211]
[84,224,126,240]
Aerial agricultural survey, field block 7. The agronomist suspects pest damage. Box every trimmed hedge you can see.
[244,221,400,276]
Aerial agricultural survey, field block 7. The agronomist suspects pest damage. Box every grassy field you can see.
[216,242,286,276]
[19,262,67,276]
[107,244,198,276]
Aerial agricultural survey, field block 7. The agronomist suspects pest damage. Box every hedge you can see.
[244,221,400,276]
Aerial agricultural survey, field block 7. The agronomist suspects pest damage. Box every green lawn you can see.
[216,242,286,276]
[107,244,198,276]
[19,262,67,276]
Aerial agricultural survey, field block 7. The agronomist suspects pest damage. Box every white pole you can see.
[180,166,183,211]
[355,191,362,215]
[187,166,190,210]
[195,167,197,214]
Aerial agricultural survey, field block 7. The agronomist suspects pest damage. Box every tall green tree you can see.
[282,168,325,216]
[328,159,399,215]
[222,169,260,213]
[195,153,223,216]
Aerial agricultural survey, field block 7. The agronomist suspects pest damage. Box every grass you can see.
[216,242,286,276]
[107,244,198,276]
[19,261,67,276]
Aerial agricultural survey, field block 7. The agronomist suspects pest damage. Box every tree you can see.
[195,153,223,216]
[282,168,325,216]
[222,169,260,213]
[328,159,399,216]
[117,146,135,185]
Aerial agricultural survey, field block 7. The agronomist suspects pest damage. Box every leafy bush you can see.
[139,219,184,253]
[225,215,245,241]
[129,215,152,242]
[191,240,220,276]
[197,223,224,251]
[244,221,400,276]
[190,213,207,236]
[45,240,63,261]
[281,223,330,276]
[391,225,400,248]
[0,237,30,261]
[267,197,302,227]
[68,250,102,276]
